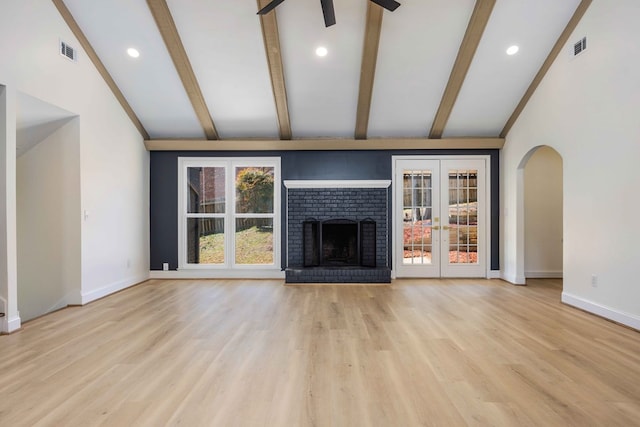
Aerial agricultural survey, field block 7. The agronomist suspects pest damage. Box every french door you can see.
[394,158,487,278]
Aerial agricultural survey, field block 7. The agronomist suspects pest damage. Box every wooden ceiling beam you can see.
[429,0,496,139]
[146,0,218,140]
[145,137,504,151]
[51,0,150,140]
[257,0,292,140]
[500,0,592,138]
[355,2,384,140]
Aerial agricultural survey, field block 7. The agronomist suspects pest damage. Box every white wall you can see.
[0,85,7,330]
[502,0,640,328]
[0,85,19,332]
[17,119,80,321]
[0,0,149,330]
[524,146,563,277]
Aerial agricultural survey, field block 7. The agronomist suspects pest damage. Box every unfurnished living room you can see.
[1,0,639,425]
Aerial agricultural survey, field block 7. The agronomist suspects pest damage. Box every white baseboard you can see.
[81,272,150,305]
[525,271,563,278]
[501,272,526,285]
[47,295,73,314]
[66,289,83,306]
[149,269,286,280]
[0,296,21,333]
[487,270,501,279]
[6,315,21,333]
[562,292,640,331]
[390,270,500,280]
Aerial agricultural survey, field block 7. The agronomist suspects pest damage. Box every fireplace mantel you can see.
[284,180,391,189]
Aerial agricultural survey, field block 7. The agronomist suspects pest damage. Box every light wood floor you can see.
[1,278,639,426]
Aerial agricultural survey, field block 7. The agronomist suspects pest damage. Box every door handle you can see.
[432,226,440,230]
[442,226,450,230]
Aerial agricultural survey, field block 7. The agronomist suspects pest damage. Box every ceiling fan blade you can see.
[320,0,336,27]
[257,0,286,15]
[369,0,401,12]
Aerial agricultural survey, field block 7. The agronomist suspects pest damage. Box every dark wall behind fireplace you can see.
[149,150,500,271]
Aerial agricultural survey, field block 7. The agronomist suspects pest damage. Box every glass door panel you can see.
[395,160,440,277]
[403,170,433,266]
[441,160,485,277]
[447,170,479,265]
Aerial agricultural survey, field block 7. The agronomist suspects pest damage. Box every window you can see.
[178,157,280,270]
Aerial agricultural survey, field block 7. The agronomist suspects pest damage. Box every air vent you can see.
[573,36,587,57]
[60,40,77,62]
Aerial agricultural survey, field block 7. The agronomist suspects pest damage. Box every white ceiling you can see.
[56,0,585,141]
[444,0,582,137]
[368,0,475,137]
[167,0,280,138]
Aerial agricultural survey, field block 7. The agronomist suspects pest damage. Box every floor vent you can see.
[573,36,587,57]
[60,40,77,62]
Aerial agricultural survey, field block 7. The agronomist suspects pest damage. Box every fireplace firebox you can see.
[303,218,376,268]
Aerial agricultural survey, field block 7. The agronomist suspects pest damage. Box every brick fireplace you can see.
[284,180,391,283]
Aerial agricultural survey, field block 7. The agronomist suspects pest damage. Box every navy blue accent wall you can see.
[282,151,390,180]
[149,151,180,270]
[150,150,500,271]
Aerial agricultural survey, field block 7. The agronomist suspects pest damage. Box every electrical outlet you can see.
[126,259,131,269]
[591,274,598,287]
[163,262,169,271]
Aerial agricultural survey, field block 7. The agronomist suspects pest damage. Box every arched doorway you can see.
[516,146,563,285]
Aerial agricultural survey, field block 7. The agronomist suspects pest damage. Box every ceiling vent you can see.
[573,36,587,57]
[60,40,77,62]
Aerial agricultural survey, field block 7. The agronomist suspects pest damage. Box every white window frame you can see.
[178,157,281,273]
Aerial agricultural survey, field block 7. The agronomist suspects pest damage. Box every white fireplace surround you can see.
[284,180,391,189]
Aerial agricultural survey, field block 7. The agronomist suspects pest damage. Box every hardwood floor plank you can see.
[1,278,639,426]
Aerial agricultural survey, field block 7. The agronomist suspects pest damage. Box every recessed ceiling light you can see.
[506,45,519,55]
[315,46,328,57]
[127,48,140,58]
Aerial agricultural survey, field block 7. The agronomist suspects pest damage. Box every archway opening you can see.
[516,146,563,288]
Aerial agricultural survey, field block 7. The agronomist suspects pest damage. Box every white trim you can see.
[178,157,281,271]
[487,270,501,279]
[66,289,83,306]
[502,271,527,285]
[149,269,285,280]
[562,292,640,331]
[46,295,72,314]
[525,271,563,278]
[80,273,149,305]
[6,315,21,333]
[284,180,391,189]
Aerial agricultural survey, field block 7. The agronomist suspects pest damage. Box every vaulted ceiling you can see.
[52,0,591,148]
